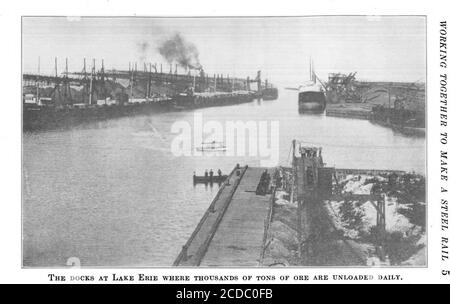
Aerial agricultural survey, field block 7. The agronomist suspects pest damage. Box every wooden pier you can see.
[174,166,274,266]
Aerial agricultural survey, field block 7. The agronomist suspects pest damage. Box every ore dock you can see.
[174,140,425,267]
[23,59,278,131]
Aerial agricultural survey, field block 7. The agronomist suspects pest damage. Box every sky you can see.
[22,16,426,87]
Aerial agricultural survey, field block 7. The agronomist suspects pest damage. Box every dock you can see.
[23,58,278,131]
[174,140,422,267]
[174,166,274,266]
[326,106,371,119]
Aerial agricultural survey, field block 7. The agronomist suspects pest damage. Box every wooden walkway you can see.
[174,166,273,267]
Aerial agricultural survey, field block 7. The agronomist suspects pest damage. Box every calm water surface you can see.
[23,90,425,266]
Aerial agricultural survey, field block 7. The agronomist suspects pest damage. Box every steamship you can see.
[298,59,326,113]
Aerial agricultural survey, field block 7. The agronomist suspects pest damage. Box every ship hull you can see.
[23,92,256,132]
[261,88,279,100]
[298,91,326,113]
[23,102,170,132]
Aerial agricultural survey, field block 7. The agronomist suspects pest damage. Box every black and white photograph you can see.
[21,16,426,268]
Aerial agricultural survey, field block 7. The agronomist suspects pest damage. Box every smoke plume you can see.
[158,32,202,70]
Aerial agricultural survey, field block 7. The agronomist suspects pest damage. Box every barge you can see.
[193,174,229,184]
[23,91,256,131]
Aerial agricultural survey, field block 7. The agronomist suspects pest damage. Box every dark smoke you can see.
[158,32,202,70]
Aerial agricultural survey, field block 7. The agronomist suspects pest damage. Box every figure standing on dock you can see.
[218,169,222,177]
[209,169,214,178]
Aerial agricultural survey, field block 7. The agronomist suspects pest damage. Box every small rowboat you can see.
[196,141,227,152]
[193,175,228,184]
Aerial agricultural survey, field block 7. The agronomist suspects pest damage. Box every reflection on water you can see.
[22,90,425,267]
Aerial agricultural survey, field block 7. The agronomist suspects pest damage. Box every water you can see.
[22,90,425,267]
